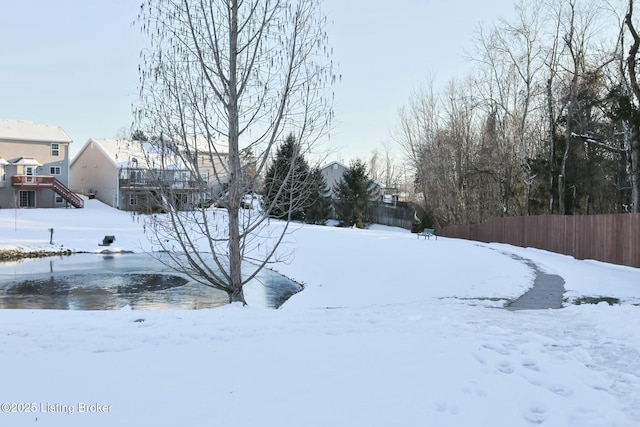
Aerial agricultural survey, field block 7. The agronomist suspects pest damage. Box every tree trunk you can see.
[227,0,245,304]
[630,126,640,212]
[547,78,556,214]
[625,0,640,213]
[558,140,569,215]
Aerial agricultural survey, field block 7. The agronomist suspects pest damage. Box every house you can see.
[318,160,384,219]
[319,161,349,200]
[0,119,82,209]
[319,160,384,201]
[70,138,228,212]
[181,136,230,199]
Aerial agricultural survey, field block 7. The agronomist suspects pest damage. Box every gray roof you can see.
[0,119,72,143]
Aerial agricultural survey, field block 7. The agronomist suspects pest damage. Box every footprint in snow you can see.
[497,360,514,374]
[523,404,546,424]
[481,342,511,356]
[435,401,459,415]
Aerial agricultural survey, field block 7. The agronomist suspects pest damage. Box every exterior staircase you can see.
[52,178,84,208]
[11,175,84,208]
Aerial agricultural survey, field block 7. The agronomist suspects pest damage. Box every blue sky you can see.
[0,0,515,162]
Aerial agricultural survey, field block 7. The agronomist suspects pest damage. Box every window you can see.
[50,166,61,175]
[130,170,142,182]
[129,194,139,206]
[24,166,35,183]
[51,143,60,157]
[55,195,64,204]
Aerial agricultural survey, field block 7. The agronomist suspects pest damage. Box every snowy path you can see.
[506,254,566,310]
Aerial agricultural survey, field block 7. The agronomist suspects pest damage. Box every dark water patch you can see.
[115,274,188,293]
[6,274,188,296]
[262,276,302,309]
[571,296,620,306]
[6,278,68,296]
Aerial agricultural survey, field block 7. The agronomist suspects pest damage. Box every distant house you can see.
[319,161,349,200]
[181,136,230,199]
[70,138,228,212]
[0,119,82,209]
[318,160,384,218]
[319,160,384,200]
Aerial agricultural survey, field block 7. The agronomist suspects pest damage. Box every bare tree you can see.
[470,0,549,217]
[543,0,565,213]
[380,143,402,190]
[136,0,334,304]
[571,0,640,214]
[368,148,381,183]
[394,80,441,220]
[620,0,640,212]
[369,144,401,190]
[547,0,605,214]
[396,77,481,226]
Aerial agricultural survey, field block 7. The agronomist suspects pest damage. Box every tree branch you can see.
[570,132,626,154]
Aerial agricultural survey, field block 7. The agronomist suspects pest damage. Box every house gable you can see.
[319,161,349,198]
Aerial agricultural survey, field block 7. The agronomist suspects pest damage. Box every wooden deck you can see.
[12,175,84,208]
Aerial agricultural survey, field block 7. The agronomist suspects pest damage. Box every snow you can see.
[0,119,72,144]
[1,198,640,426]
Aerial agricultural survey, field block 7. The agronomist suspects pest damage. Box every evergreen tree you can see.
[263,134,310,221]
[304,169,331,225]
[131,130,149,141]
[334,159,377,228]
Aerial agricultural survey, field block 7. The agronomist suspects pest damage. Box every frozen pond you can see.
[0,253,302,310]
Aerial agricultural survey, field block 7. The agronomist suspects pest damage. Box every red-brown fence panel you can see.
[438,214,640,268]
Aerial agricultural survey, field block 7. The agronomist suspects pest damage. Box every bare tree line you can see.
[396,0,640,227]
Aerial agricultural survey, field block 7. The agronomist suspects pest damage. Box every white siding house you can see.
[71,138,229,212]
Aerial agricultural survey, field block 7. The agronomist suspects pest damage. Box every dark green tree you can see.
[304,169,331,225]
[334,159,378,228]
[131,129,149,141]
[263,134,311,221]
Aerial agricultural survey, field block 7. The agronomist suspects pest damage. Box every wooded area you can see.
[395,0,640,228]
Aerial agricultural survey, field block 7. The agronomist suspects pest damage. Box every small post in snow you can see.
[48,228,54,245]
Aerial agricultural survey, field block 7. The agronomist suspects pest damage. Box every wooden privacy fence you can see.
[371,203,416,230]
[439,214,640,268]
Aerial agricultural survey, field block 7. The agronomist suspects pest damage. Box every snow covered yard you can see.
[1,199,640,426]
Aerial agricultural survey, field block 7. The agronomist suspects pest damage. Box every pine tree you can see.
[334,159,377,228]
[304,169,331,224]
[263,134,310,221]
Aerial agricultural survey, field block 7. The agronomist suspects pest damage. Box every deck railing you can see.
[11,175,84,208]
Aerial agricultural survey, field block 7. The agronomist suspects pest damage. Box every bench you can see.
[417,228,437,240]
[98,235,116,246]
